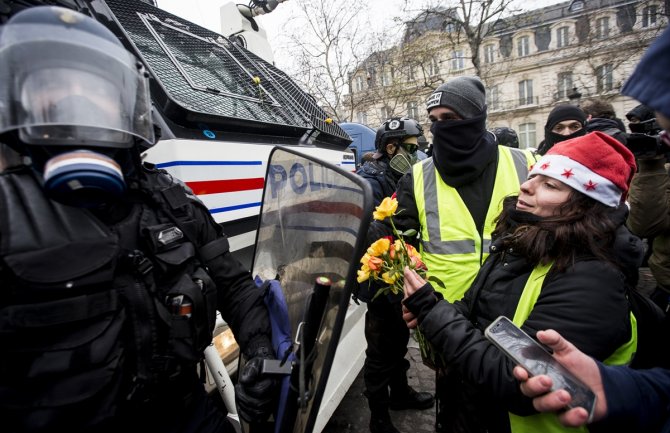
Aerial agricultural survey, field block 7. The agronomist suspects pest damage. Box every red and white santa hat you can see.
[528,131,637,207]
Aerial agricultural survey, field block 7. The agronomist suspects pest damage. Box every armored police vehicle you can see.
[0,1,368,432]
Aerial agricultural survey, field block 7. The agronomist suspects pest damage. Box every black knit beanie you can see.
[545,104,587,130]
[625,104,655,122]
[426,76,486,119]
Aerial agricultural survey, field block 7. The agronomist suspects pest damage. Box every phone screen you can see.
[484,315,596,421]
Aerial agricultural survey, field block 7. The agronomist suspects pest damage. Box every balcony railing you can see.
[488,96,540,112]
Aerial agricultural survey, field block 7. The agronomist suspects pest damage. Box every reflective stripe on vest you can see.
[508,262,637,433]
[413,146,535,302]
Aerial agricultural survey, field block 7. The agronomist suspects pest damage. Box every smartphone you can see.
[484,315,597,422]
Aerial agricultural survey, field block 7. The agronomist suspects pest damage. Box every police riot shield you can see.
[251,147,372,433]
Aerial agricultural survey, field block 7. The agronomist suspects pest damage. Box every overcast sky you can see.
[156,0,566,50]
[156,0,405,43]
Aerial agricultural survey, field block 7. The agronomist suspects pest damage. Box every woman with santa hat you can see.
[401,131,643,433]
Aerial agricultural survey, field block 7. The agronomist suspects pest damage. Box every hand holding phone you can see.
[484,316,597,422]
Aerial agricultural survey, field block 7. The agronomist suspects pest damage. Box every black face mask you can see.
[430,113,497,187]
[538,127,586,155]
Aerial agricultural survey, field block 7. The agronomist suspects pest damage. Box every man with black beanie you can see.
[366,76,536,433]
[537,104,587,155]
[626,104,659,131]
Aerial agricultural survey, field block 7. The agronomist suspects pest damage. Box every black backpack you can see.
[627,287,670,369]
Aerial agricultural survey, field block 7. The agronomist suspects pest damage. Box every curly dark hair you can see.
[581,99,617,119]
[491,193,620,272]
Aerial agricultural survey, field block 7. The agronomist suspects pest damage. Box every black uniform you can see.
[0,164,273,433]
[356,157,429,426]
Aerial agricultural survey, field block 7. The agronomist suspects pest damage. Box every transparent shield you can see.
[251,147,372,433]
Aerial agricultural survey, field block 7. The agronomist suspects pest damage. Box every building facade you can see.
[345,0,667,149]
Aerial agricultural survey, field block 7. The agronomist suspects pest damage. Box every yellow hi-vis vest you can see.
[413,146,535,302]
[508,263,638,433]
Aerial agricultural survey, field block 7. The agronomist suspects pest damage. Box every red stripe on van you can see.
[186,178,265,195]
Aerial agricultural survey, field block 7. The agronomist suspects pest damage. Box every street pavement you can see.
[322,335,437,433]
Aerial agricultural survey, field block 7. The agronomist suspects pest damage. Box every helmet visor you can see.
[0,37,154,148]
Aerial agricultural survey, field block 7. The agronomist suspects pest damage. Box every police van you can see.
[1,1,368,432]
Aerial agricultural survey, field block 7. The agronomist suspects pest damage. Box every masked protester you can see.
[366,76,536,433]
[354,117,434,433]
[537,104,587,155]
[627,104,656,123]
[0,7,276,433]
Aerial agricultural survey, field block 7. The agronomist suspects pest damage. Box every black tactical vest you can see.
[0,166,219,432]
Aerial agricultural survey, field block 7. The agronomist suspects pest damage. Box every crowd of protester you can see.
[356,24,670,433]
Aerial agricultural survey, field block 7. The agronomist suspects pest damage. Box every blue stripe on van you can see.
[155,160,263,168]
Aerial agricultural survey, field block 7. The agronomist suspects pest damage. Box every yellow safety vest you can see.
[508,263,638,433]
[413,146,535,302]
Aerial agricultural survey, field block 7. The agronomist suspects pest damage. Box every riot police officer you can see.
[357,117,423,206]
[0,6,276,433]
[492,126,520,148]
[355,117,434,433]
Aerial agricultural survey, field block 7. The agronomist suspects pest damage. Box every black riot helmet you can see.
[374,117,424,154]
[492,126,519,148]
[0,6,155,151]
[0,6,156,208]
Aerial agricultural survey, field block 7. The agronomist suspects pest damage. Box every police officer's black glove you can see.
[235,346,277,423]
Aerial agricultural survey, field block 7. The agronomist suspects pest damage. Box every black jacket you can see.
[586,117,628,144]
[366,154,498,249]
[356,157,399,207]
[0,165,272,432]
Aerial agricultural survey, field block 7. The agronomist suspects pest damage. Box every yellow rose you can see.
[373,196,398,221]
[367,238,390,257]
[252,76,261,85]
[357,266,371,283]
[381,270,398,285]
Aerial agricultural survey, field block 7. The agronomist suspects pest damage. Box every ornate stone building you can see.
[345,0,667,149]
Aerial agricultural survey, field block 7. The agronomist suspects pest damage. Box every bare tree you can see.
[574,0,665,100]
[350,30,439,125]
[511,0,666,107]
[402,0,522,78]
[271,0,404,123]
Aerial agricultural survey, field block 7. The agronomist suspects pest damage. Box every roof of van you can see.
[339,122,376,134]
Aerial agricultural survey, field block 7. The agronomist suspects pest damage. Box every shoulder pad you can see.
[140,165,206,209]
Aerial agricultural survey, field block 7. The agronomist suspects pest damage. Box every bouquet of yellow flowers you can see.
[357,195,445,369]
[356,195,426,300]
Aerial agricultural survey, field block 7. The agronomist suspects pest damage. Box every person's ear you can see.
[386,142,397,156]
